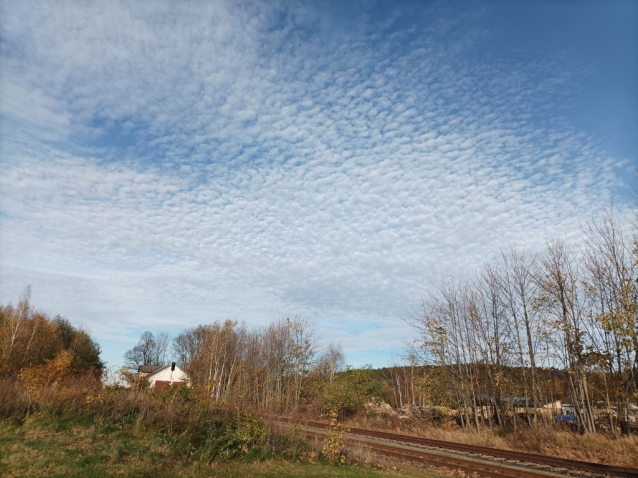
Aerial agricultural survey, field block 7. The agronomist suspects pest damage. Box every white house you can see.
[140,362,189,390]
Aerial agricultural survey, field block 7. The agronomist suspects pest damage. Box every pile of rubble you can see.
[365,401,457,420]
[364,401,398,416]
[397,404,431,419]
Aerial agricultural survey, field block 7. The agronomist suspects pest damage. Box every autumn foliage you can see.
[0,287,103,379]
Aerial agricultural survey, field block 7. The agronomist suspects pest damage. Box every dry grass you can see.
[345,414,638,467]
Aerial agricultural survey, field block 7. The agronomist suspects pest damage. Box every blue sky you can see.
[1,0,636,369]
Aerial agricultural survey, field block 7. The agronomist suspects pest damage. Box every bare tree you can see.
[4,286,32,368]
[501,246,545,427]
[317,343,344,383]
[536,239,596,433]
[582,207,637,434]
[171,316,318,411]
[124,331,170,371]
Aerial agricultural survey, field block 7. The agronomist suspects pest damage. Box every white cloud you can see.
[0,1,633,367]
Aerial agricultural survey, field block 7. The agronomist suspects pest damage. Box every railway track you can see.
[269,416,638,478]
[294,424,565,478]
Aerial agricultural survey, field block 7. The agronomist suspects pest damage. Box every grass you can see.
[0,413,446,478]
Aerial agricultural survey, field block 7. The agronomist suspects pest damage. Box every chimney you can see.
[171,362,176,371]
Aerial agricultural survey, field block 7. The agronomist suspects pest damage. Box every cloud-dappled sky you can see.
[1,0,636,368]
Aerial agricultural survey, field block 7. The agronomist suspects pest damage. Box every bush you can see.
[0,377,29,419]
[321,366,382,418]
[262,422,310,460]
[195,411,266,463]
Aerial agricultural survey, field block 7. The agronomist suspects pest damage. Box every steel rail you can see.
[355,442,564,478]
[269,416,638,477]
[297,425,565,478]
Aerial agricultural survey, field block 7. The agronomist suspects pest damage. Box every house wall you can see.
[148,366,189,389]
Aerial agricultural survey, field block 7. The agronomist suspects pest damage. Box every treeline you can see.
[0,286,103,378]
[409,208,637,435]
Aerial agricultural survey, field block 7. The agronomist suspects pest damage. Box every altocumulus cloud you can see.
[0,0,633,366]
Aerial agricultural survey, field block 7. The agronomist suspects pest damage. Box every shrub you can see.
[322,409,349,465]
[0,377,29,419]
[195,410,265,463]
[321,366,382,418]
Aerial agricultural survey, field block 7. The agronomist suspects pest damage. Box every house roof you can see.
[146,365,171,377]
[146,364,188,383]
[138,365,163,374]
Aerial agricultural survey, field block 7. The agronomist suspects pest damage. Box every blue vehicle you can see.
[556,414,576,422]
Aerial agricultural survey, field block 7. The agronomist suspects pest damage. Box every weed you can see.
[322,409,349,465]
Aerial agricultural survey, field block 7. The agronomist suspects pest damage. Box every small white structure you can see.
[144,362,189,390]
[560,403,576,416]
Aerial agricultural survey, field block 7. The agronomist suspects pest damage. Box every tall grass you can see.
[0,375,316,465]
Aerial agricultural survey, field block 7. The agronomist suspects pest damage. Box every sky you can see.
[1,0,636,369]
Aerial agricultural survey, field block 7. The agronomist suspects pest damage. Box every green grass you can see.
[0,413,444,477]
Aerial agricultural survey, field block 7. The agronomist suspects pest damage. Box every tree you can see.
[0,288,103,378]
[582,208,637,434]
[536,239,596,433]
[501,247,544,427]
[287,316,317,410]
[124,331,170,371]
[316,343,344,383]
[53,316,104,375]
